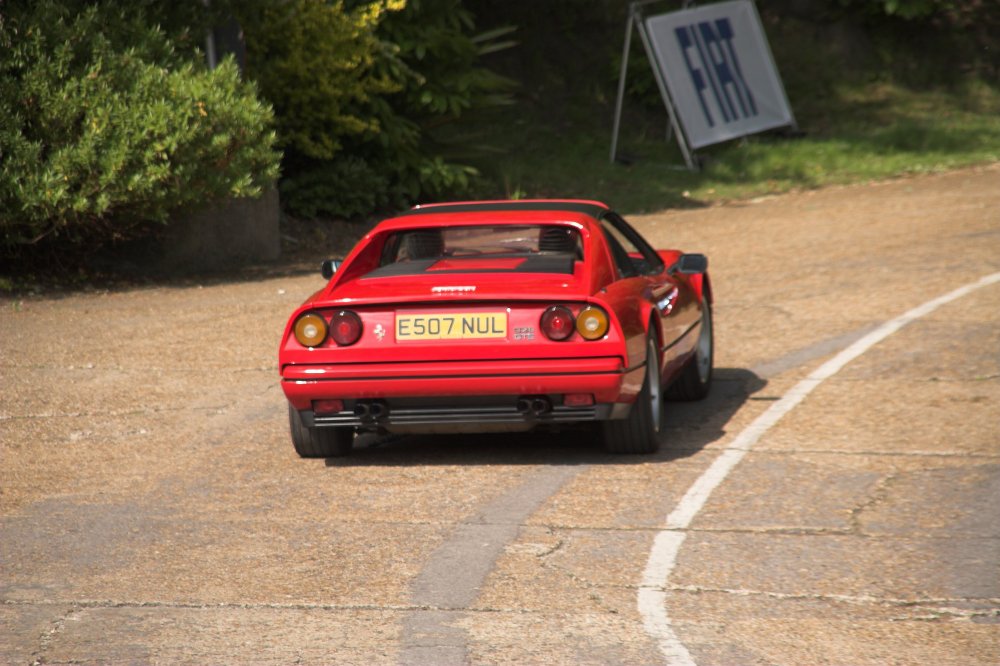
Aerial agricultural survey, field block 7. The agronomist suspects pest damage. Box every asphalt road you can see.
[2,165,999,665]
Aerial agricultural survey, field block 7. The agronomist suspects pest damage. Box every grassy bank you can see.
[468,80,1000,215]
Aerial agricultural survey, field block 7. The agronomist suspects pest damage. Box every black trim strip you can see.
[397,201,608,218]
[311,404,607,428]
[661,320,700,354]
[362,253,575,279]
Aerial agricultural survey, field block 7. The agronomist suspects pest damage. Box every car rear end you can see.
[280,289,641,434]
[279,220,642,435]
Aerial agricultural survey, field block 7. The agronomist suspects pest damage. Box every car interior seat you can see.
[402,229,445,260]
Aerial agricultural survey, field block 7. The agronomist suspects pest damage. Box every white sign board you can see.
[644,1,793,149]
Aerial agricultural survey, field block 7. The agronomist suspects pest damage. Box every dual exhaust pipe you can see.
[353,396,553,424]
[354,400,388,424]
[516,395,552,418]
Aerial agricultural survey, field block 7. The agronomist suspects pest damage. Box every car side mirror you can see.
[321,259,342,280]
[669,253,708,275]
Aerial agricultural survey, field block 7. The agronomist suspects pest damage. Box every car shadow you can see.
[325,367,766,468]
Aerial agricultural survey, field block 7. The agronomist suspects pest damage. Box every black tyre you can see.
[288,404,353,458]
[602,335,663,454]
[666,302,713,401]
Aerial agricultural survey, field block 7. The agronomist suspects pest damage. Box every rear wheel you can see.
[667,302,713,401]
[288,404,353,458]
[602,335,662,454]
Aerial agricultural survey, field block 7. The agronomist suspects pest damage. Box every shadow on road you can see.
[325,367,766,468]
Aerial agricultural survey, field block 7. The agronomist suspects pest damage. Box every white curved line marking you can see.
[640,271,1000,666]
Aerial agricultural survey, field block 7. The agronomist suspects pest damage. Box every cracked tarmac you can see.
[2,165,999,664]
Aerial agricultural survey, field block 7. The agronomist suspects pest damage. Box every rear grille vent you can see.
[312,399,598,427]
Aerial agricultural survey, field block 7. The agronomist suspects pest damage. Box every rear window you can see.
[365,225,582,278]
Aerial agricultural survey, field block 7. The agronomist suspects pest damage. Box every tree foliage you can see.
[240,0,403,163]
[240,0,513,219]
[374,0,515,199]
[843,0,948,19]
[812,0,1000,82]
[0,1,280,252]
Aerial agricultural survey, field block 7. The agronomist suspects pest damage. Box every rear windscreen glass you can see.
[365,225,582,278]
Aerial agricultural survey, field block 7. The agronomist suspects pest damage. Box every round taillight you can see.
[330,310,363,346]
[540,305,575,341]
[294,312,328,348]
[576,305,609,340]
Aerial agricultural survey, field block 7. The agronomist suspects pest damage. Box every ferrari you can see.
[278,200,713,457]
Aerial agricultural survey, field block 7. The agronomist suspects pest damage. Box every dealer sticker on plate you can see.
[396,312,507,341]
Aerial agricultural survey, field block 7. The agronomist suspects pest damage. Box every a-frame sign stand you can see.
[610,0,700,170]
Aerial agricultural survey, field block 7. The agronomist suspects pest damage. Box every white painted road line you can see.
[639,271,1000,666]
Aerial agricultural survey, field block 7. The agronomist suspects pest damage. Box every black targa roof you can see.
[397,201,608,218]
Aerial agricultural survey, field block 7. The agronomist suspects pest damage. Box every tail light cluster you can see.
[293,310,362,348]
[294,305,607,347]
[540,305,609,341]
[329,310,362,346]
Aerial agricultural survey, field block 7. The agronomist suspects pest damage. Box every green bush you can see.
[240,0,403,163]
[240,0,405,218]
[240,0,512,219]
[279,158,391,220]
[0,2,280,252]
[374,0,515,199]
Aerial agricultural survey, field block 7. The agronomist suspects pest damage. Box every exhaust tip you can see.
[517,395,552,418]
[531,397,552,415]
[369,400,388,420]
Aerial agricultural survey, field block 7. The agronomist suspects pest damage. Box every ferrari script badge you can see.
[432,286,476,293]
[373,324,386,342]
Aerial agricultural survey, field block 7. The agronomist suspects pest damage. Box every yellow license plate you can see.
[396,312,507,341]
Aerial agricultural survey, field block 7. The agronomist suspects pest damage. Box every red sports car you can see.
[279,200,712,457]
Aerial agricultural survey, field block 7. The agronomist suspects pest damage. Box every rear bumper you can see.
[300,397,619,433]
[281,356,640,426]
[282,356,633,402]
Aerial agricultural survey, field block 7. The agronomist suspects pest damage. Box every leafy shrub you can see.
[0,1,280,252]
[279,158,392,220]
[374,0,515,198]
[240,0,403,163]
[240,0,512,219]
[377,0,515,121]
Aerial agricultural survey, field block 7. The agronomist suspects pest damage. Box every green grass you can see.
[468,81,1000,215]
[6,80,997,296]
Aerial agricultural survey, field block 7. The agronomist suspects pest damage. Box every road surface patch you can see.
[639,271,1000,666]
